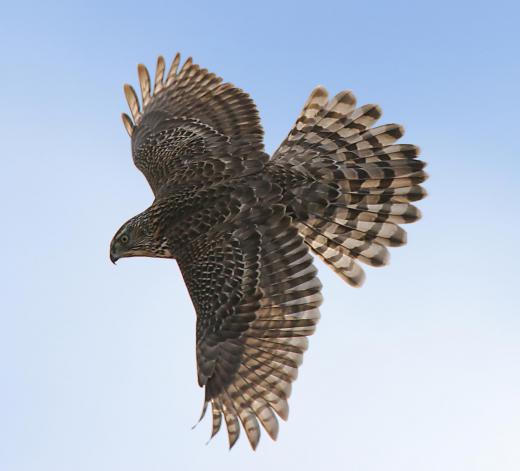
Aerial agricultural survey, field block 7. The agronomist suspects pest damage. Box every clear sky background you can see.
[1,1,519,470]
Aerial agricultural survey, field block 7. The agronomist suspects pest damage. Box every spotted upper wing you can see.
[177,195,322,450]
[122,54,268,194]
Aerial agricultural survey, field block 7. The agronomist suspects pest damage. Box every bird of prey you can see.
[110,53,427,450]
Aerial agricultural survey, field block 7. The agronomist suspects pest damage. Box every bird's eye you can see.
[120,234,129,244]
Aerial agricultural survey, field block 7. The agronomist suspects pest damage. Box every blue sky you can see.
[1,1,519,470]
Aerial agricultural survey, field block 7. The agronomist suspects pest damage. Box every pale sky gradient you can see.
[1,1,519,470]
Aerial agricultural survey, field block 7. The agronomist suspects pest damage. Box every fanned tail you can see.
[271,87,427,286]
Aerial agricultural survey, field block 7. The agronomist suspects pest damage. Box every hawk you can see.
[110,54,427,449]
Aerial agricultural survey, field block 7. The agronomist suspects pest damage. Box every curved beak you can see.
[110,250,119,265]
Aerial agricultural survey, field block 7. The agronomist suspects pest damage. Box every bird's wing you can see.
[177,204,322,450]
[122,54,268,195]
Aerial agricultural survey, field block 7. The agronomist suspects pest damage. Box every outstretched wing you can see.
[122,54,268,194]
[177,204,322,449]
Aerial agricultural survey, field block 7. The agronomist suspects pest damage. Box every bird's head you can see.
[109,214,172,263]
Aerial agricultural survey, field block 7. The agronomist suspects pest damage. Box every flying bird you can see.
[110,53,427,449]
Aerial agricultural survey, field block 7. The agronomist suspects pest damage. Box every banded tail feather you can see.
[272,86,427,287]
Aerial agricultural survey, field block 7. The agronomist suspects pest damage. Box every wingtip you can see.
[154,55,166,93]
[249,436,259,451]
[123,83,141,121]
[166,53,182,85]
[192,400,209,430]
[137,63,151,106]
[228,433,240,450]
[121,113,134,137]
[178,56,194,79]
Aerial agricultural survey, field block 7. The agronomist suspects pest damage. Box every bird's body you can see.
[110,54,427,449]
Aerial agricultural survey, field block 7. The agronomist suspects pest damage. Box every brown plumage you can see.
[109,54,428,449]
